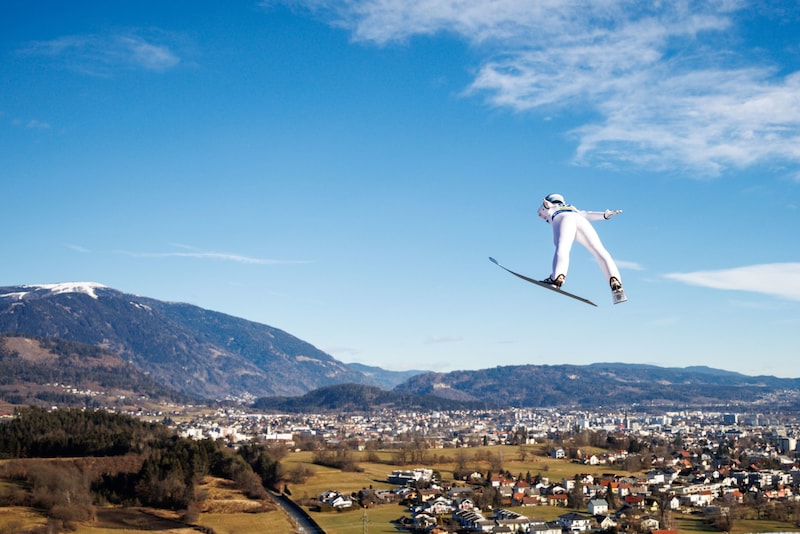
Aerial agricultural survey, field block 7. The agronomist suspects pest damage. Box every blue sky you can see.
[3,1,800,378]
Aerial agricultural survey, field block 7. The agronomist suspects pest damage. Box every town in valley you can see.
[126,402,800,533]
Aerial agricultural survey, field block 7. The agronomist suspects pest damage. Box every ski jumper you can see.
[537,202,622,284]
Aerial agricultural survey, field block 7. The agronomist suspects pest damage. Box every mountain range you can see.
[2,282,799,410]
[394,363,800,410]
[0,283,389,399]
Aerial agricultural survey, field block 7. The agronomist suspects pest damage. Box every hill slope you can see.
[0,283,373,399]
[253,382,489,412]
[0,335,189,407]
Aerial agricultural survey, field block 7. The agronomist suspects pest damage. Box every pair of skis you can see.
[489,257,627,306]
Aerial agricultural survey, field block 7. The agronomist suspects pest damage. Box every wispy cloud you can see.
[25,119,51,129]
[616,259,644,271]
[120,245,310,266]
[283,0,800,175]
[9,118,51,129]
[64,243,91,253]
[664,263,800,301]
[425,335,463,344]
[21,31,182,76]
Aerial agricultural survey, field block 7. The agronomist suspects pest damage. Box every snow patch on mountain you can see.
[0,291,29,300]
[29,282,107,299]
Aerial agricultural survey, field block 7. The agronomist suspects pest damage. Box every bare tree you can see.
[653,490,675,530]
[568,482,585,510]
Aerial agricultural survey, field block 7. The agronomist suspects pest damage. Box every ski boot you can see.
[610,277,627,304]
[542,274,565,288]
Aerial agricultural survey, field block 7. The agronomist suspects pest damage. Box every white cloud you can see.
[117,36,180,71]
[120,245,310,266]
[664,263,800,301]
[284,0,800,175]
[22,32,181,75]
[156,252,303,264]
[616,260,644,271]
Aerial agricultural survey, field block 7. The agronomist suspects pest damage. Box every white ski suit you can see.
[537,199,622,285]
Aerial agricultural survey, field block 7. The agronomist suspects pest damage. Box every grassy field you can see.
[284,443,628,498]
[0,506,48,533]
[73,508,196,534]
[196,511,295,534]
[304,507,404,534]
[1,504,295,534]
[196,475,296,533]
[674,512,800,534]
[0,472,295,534]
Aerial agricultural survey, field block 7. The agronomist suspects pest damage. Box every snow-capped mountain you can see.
[0,282,107,301]
[0,283,376,400]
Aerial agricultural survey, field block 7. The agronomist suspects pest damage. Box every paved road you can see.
[267,490,325,534]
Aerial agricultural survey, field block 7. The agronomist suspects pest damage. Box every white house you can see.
[530,523,564,534]
[319,490,353,509]
[422,496,453,515]
[453,509,494,532]
[640,516,660,532]
[387,468,433,485]
[596,516,617,530]
[557,512,593,532]
[588,499,609,515]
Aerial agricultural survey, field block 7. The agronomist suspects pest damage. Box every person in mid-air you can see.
[537,193,626,302]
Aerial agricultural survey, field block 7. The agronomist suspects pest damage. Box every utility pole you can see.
[362,508,368,534]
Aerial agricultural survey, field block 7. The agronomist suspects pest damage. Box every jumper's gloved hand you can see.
[604,209,622,219]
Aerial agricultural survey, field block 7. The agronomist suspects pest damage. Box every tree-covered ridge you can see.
[0,406,166,458]
[0,407,284,523]
[252,382,492,412]
[394,363,800,409]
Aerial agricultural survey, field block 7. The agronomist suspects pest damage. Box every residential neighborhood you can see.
[312,448,800,533]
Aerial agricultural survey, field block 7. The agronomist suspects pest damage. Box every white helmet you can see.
[545,193,565,205]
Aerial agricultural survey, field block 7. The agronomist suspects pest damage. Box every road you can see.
[267,490,325,534]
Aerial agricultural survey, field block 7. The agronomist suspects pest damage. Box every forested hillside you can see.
[253,382,492,412]
[0,408,284,528]
[0,335,190,408]
[394,362,800,408]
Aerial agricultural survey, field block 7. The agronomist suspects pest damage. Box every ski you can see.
[489,257,598,307]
